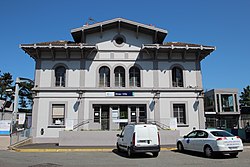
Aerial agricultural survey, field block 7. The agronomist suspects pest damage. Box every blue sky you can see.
[0,0,249,92]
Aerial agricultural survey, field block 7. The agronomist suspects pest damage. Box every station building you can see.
[21,18,215,143]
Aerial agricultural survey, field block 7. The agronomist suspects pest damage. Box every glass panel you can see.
[101,105,109,130]
[120,106,128,119]
[52,104,65,125]
[205,95,214,107]
[129,67,140,87]
[221,94,234,112]
[114,67,125,87]
[172,67,183,87]
[139,106,146,122]
[173,104,186,124]
[99,67,110,87]
[119,105,128,129]
[130,106,136,112]
[130,106,136,123]
[187,131,197,138]
[94,106,100,123]
[211,131,234,137]
[55,66,66,87]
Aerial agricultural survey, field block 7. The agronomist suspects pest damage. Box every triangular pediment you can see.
[71,18,167,44]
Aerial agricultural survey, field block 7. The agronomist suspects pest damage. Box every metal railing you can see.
[148,120,170,130]
[73,119,91,130]
[10,128,32,145]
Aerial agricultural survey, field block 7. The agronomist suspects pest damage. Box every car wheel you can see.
[229,153,238,158]
[177,142,184,152]
[152,152,159,157]
[116,143,121,152]
[204,146,213,158]
[127,147,133,157]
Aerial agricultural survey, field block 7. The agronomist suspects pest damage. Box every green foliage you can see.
[0,71,14,100]
[239,85,250,106]
[0,70,34,110]
[18,81,34,109]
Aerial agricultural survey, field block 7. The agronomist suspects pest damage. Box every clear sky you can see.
[0,0,249,93]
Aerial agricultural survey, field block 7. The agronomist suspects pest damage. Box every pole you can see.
[11,77,20,132]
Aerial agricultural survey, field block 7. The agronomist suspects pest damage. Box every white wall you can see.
[35,96,79,138]
[86,28,152,50]
[39,60,81,87]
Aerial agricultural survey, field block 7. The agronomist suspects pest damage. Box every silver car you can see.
[177,129,243,158]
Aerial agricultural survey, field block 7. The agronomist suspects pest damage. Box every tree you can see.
[239,85,250,107]
[18,81,34,109]
[0,72,14,100]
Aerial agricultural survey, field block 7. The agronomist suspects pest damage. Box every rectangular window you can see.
[221,94,234,112]
[173,104,186,124]
[52,104,65,125]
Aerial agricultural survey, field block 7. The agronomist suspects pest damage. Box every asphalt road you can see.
[0,148,250,167]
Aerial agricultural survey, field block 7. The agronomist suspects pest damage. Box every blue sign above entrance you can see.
[115,91,134,96]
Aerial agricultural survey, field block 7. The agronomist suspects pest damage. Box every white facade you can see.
[21,18,215,143]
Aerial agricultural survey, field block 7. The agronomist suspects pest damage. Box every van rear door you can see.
[136,125,158,146]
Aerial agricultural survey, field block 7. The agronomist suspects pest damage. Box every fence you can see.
[10,128,32,145]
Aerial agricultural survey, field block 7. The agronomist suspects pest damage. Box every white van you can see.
[116,124,160,157]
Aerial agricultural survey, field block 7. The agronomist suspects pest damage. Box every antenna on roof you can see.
[88,17,97,24]
[84,17,97,26]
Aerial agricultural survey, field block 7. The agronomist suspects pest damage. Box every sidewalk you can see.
[9,142,250,153]
[10,143,176,152]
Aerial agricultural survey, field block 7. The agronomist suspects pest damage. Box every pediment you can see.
[71,18,167,44]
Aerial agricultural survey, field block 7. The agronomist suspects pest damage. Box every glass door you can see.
[119,105,128,129]
[129,105,146,123]
[101,105,109,130]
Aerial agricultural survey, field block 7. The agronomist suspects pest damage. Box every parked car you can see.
[176,129,243,158]
[116,124,160,157]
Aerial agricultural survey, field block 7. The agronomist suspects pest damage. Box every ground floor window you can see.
[173,104,186,125]
[92,104,147,130]
[205,116,239,129]
[52,104,65,125]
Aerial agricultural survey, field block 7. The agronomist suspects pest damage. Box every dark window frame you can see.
[172,67,183,87]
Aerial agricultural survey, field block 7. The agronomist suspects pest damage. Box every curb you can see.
[11,147,177,153]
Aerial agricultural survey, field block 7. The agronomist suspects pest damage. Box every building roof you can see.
[163,42,214,48]
[20,40,96,60]
[71,18,168,44]
[142,42,215,60]
[20,40,96,48]
[20,19,215,61]
[143,42,215,50]
[20,40,215,60]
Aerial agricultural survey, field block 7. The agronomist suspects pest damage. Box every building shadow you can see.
[112,149,156,159]
[171,150,238,159]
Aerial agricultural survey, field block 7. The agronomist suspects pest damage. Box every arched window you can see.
[114,66,125,87]
[129,66,141,87]
[172,67,183,87]
[99,66,110,87]
[55,66,66,87]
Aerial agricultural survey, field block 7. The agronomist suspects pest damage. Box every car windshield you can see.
[211,131,234,137]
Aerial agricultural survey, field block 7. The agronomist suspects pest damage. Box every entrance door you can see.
[101,105,109,130]
[119,105,128,129]
[139,106,146,123]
